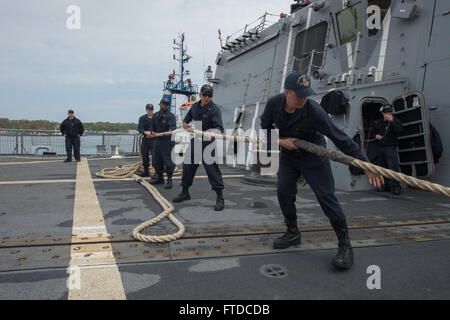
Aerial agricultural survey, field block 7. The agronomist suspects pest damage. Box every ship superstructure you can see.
[211,0,450,190]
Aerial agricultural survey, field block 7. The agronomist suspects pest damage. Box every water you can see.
[0,134,138,156]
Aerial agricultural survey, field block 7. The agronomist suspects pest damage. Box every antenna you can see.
[218,29,223,50]
[162,34,199,114]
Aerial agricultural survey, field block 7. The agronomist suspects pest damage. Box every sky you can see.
[0,0,287,123]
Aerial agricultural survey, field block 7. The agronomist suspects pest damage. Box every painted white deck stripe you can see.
[0,156,138,166]
[72,225,108,230]
[0,160,66,166]
[0,175,245,185]
[68,158,126,300]
[0,179,77,185]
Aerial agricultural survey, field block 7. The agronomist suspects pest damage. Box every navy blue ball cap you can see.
[380,104,393,113]
[68,109,74,114]
[145,104,154,110]
[160,97,170,105]
[284,72,316,98]
[200,84,213,95]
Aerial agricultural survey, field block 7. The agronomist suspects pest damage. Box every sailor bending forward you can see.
[261,72,384,269]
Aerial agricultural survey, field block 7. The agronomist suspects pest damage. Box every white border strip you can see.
[375,8,392,82]
[280,26,294,92]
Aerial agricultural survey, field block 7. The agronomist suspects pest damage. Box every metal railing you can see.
[225,12,279,45]
[0,129,140,156]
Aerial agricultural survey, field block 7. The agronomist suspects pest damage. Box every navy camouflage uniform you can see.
[181,100,224,191]
[152,110,177,177]
[261,93,370,232]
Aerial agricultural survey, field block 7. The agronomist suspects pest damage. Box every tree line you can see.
[0,118,138,133]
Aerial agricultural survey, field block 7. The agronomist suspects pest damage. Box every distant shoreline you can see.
[0,118,138,133]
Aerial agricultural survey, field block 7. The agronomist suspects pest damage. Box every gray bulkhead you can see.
[212,0,450,191]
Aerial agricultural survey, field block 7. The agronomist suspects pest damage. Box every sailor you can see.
[261,72,384,269]
[137,104,155,177]
[173,84,225,211]
[374,104,403,195]
[60,109,84,162]
[149,98,176,189]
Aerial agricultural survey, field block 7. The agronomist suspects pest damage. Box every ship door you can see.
[392,92,435,180]
[361,98,389,163]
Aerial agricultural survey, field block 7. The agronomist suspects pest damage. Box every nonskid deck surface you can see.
[0,156,449,299]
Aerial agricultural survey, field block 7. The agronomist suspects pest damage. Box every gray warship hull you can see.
[212,0,450,190]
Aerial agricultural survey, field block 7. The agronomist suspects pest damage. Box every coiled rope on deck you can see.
[95,134,184,243]
[96,128,450,244]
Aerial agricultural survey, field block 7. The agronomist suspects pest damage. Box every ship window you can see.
[336,2,362,45]
[368,0,391,36]
[292,21,328,74]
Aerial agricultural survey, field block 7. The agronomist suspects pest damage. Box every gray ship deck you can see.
[0,156,449,300]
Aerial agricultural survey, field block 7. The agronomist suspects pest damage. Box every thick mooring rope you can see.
[291,139,450,198]
[96,128,450,243]
[131,174,185,242]
[95,135,184,243]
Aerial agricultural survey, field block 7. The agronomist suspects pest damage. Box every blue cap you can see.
[380,104,393,113]
[145,104,154,110]
[200,84,213,95]
[284,72,316,98]
[160,97,170,105]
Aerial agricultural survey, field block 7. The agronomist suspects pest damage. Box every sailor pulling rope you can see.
[95,126,450,244]
[97,73,450,273]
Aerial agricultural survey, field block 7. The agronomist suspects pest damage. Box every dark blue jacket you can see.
[60,117,84,137]
[373,118,403,147]
[152,110,176,141]
[183,101,224,133]
[138,114,154,135]
[261,93,369,168]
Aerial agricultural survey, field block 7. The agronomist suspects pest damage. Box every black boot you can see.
[173,187,191,202]
[392,186,401,195]
[214,189,224,211]
[273,219,301,249]
[140,166,150,177]
[164,174,173,189]
[149,175,164,185]
[332,228,353,270]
